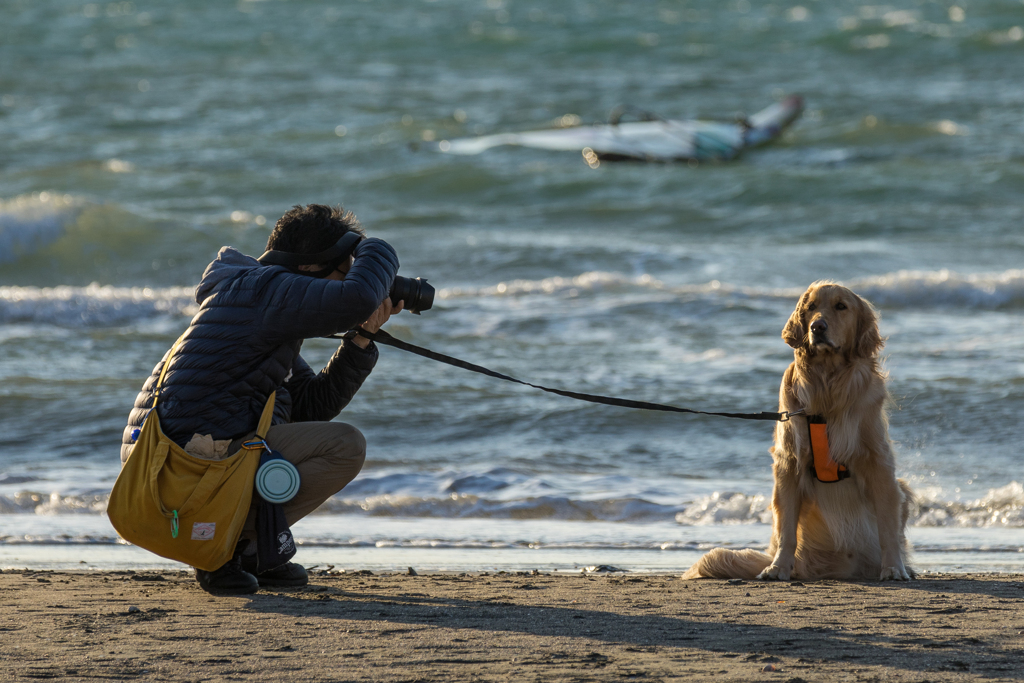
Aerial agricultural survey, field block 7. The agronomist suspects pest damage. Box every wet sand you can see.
[1,569,1022,682]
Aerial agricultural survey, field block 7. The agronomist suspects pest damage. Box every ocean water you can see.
[2,0,1023,573]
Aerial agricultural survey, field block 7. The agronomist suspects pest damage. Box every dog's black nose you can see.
[810,319,828,334]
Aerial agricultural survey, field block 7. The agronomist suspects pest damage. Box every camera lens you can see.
[389,276,434,314]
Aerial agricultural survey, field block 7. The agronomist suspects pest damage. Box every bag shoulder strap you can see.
[151,334,187,410]
[255,391,277,440]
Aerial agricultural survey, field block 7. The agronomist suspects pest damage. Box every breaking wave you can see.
[0,192,82,264]
[3,481,1022,528]
[853,270,1024,310]
[0,284,197,326]
[440,268,1024,310]
[672,484,1024,528]
[2,267,1022,329]
[671,483,1024,529]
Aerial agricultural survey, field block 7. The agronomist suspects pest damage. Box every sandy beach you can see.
[1,569,1022,682]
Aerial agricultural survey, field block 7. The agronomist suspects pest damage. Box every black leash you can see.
[336,328,799,423]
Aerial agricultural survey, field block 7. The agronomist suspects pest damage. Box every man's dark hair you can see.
[266,204,365,254]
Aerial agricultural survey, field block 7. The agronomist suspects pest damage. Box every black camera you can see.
[390,276,434,315]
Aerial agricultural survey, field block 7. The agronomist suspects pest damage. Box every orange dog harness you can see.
[807,415,849,483]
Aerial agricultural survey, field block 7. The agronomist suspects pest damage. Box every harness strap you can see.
[807,415,850,483]
[341,328,795,422]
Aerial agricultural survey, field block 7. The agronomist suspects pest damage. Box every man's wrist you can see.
[341,328,374,351]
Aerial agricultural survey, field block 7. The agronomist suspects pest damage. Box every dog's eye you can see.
[807,303,816,311]
[835,302,847,310]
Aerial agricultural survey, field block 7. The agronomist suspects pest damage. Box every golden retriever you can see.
[682,281,914,582]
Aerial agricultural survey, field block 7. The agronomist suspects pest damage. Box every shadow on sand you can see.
[242,574,1023,679]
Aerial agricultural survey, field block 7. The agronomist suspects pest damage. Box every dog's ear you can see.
[852,295,884,358]
[782,290,809,349]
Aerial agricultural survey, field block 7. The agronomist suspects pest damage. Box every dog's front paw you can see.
[757,564,791,581]
[879,566,911,581]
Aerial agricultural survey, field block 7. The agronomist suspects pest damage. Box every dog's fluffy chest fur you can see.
[784,356,888,469]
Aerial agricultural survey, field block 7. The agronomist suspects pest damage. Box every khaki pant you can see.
[229,422,366,548]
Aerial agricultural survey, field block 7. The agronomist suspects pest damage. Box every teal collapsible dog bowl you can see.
[255,459,300,504]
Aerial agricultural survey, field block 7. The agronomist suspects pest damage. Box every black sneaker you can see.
[195,551,259,595]
[242,560,309,587]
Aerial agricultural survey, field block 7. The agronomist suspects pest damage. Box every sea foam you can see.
[440,269,1024,311]
[3,481,1022,529]
[0,283,196,326]
[2,266,1021,329]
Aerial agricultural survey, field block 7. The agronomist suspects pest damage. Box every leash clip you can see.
[779,409,805,422]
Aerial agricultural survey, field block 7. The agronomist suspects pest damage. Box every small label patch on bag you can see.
[191,522,216,540]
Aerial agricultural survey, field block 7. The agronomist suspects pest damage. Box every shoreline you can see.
[2,569,1022,681]
[3,540,1023,576]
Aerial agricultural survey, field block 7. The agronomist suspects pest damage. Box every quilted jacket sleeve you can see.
[257,237,399,344]
[285,342,379,422]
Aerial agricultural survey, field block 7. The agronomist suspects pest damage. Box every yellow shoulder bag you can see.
[107,336,275,571]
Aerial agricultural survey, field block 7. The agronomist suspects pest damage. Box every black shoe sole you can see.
[196,582,260,595]
[256,577,309,587]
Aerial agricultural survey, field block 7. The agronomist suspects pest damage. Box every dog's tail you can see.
[681,548,773,580]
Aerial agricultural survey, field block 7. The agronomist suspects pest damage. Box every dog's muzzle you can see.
[809,319,833,348]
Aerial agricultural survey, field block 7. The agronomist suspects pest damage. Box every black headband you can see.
[257,231,362,278]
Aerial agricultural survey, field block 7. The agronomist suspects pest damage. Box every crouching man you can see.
[120,204,402,594]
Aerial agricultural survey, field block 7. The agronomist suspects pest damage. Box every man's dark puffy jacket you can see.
[120,237,399,463]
